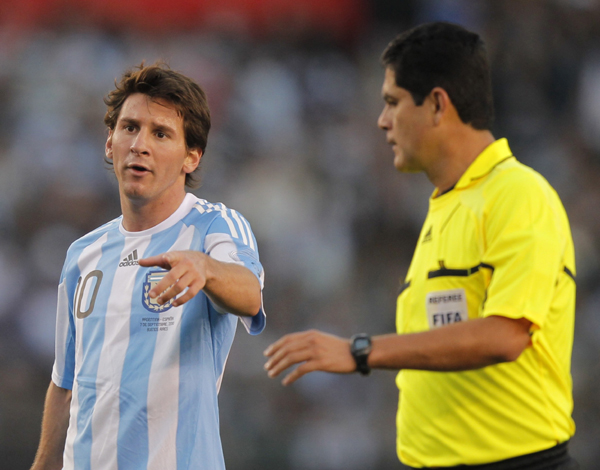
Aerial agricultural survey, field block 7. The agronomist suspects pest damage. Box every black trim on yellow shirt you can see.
[564,266,575,281]
[428,262,494,279]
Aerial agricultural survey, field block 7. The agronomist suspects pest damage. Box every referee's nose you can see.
[378,105,391,131]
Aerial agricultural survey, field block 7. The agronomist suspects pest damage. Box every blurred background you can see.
[0,0,599,468]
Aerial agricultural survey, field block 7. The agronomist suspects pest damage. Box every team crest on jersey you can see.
[142,270,173,313]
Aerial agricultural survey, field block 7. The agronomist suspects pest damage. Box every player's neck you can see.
[120,189,187,232]
[428,128,495,195]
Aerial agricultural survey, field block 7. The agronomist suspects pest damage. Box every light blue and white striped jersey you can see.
[51,193,265,470]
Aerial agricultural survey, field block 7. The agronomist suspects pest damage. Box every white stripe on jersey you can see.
[216,204,239,239]
[215,353,230,393]
[63,382,79,470]
[204,233,245,267]
[238,214,256,251]
[146,224,195,470]
[204,202,217,213]
[53,281,69,383]
[194,201,242,241]
[194,200,216,215]
[64,232,109,470]
[230,210,249,246]
[90,236,152,470]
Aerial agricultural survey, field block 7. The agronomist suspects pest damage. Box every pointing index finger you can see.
[138,254,172,270]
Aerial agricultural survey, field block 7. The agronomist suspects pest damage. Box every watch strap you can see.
[350,333,372,376]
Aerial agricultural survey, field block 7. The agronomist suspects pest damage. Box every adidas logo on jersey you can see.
[119,249,139,267]
[422,226,433,243]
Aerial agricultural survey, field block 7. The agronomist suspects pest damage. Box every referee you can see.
[265,22,578,469]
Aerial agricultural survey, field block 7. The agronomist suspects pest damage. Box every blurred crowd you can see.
[1,0,599,469]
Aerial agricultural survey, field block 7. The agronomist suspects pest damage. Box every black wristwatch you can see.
[350,333,372,376]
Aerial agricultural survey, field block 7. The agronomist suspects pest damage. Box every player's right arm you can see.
[33,248,77,470]
[30,381,71,470]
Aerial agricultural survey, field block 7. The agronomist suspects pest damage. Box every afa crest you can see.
[142,270,173,313]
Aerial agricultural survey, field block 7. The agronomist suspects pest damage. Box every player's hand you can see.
[264,330,356,386]
[138,250,208,307]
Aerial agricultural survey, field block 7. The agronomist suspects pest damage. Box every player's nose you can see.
[130,128,151,155]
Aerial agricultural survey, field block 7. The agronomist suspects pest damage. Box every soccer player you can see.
[30,63,266,470]
[264,22,578,469]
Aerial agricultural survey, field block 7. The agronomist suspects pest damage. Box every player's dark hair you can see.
[104,62,211,189]
[381,22,494,130]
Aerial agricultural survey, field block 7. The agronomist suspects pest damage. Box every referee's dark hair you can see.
[104,61,211,189]
[381,22,494,130]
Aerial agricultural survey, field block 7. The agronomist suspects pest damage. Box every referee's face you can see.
[378,68,434,173]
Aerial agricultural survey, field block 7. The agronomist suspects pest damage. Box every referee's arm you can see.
[264,315,532,385]
[368,315,532,371]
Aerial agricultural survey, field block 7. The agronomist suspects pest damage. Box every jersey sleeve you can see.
[481,171,566,328]
[51,263,77,389]
[203,208,266,335]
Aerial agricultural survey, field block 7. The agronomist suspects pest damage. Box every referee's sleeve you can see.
[481,172,566,328]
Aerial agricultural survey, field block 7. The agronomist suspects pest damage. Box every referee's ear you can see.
[428,87,452,126]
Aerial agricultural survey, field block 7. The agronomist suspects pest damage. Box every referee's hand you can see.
[264,330,356,385]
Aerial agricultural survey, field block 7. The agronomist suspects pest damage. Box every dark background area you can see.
[0,0,599,468]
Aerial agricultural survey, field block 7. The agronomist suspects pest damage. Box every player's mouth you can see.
[126,163,152,176]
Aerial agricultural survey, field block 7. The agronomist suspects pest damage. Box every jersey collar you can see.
[119,192,197,237]
[431,138,514,198]
[454,138,514,191]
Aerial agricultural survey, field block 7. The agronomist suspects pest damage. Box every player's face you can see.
[377,68,433,173]
[106,93,200,204]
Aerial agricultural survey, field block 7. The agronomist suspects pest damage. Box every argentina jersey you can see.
[51,193,265,470]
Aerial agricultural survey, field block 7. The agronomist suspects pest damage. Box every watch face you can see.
[355,338,370,350]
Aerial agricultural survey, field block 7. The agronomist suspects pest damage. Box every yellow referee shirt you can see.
[396,138,576,467]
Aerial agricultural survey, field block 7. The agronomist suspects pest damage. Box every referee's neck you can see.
[428,128,495,194]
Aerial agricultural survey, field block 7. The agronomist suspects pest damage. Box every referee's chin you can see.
[393,154,420,174]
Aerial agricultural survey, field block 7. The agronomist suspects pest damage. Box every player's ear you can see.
[428,87,451,126]
[105,129,114,161]
[183,148,202,174]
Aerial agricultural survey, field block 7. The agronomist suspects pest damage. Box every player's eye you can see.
[156,132,166,139]
[123,125,136,132]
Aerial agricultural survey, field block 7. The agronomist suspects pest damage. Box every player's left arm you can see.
[138,250,261,317]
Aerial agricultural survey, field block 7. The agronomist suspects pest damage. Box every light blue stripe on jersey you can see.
[176,224,232,470]
[116,221,185,469]
[176,293,232,469]
[54,260,82,390]
[74,230,124,470]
